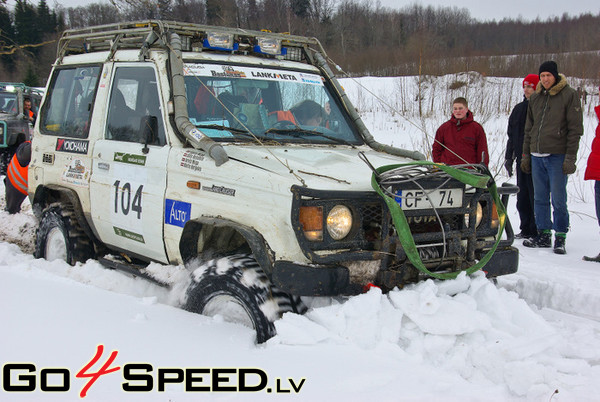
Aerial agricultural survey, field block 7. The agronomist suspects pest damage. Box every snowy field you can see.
[1,73,600,401]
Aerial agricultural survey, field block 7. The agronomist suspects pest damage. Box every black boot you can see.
[583,253,600,262]
[515,231,536,239]
[523,230,551,248]
[553,234,566,255]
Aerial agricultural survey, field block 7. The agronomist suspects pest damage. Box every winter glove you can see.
[520,154,531,174]
[504,159,514,177]
[563,154,576,175]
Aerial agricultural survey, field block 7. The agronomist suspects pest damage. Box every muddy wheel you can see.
[184,253,305,343]
[34,202,94,265]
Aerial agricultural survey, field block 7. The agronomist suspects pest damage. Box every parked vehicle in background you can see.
[29,20,519,343]
[0,83,43,175]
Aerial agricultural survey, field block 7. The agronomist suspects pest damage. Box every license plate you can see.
[395,188,463,210]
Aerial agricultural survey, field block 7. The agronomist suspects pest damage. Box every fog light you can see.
[326,205,352,240]
[465,202,483,228]
[491,203,499,229]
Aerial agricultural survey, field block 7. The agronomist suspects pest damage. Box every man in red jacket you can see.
[432,97,489,166]
[583,86,600,262]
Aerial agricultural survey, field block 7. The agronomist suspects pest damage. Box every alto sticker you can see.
[56,138,89,154]
[114,152,147,166]
[61,159,90,187]
[165,199,191,228]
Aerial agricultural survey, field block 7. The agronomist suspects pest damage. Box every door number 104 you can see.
[113,180,143,219]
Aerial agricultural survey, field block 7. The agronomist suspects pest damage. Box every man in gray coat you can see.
[520,61,583,254]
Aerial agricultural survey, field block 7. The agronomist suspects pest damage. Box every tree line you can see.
[1,0,599,85]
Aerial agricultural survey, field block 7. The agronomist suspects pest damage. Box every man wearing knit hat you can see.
[520,61,583,254]
[505,73,539,240]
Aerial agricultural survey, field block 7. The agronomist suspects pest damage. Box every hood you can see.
[536,73,569,96]
[450,111,474,127]
[223,144,413,191]
[0,112,17,119]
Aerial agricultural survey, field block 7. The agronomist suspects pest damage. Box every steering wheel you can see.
[271,120,296,129]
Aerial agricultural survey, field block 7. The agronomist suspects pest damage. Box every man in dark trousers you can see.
[521,61,583,254]
[505,73,539,239]
[4,141,31,214]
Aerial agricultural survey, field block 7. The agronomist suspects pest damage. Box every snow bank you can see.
[273,272,599,398]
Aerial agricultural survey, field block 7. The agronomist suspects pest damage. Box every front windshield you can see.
[0,92,18,114]
[183,63,362,145]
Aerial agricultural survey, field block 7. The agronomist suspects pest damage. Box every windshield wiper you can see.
[195,124,280,145]
[195,124,250,134]
[264,127,356,147]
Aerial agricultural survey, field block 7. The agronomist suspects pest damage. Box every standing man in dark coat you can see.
[505,73,540,239]
[521,61,583,254]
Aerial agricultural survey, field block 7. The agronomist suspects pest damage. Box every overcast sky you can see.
[4,0,599,22]
[376,0,599,22]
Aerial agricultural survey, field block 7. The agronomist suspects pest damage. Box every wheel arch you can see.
[31,184,100,249]
[179,217,275,276]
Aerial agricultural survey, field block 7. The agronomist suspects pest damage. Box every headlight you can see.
[326,205,352,240]
[465,202,483,228]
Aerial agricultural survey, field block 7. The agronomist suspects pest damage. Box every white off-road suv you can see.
[29,21,518,342]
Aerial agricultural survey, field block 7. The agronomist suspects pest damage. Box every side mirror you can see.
[140,115,158,154]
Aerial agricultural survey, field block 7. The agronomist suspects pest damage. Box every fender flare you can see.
[31,184,100,248]
[180,217,275,276]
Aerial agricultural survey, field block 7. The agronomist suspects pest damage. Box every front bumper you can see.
[272,245,519,296]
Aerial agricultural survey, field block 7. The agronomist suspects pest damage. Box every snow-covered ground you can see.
[1,73,599,401]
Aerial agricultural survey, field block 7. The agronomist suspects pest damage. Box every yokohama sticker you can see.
[56,138,89,154]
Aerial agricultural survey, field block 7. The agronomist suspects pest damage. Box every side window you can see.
[41,66,100,138]
[106,66,165,145]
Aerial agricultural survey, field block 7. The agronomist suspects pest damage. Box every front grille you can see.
[359,203,383,242]
[291,184,496,266]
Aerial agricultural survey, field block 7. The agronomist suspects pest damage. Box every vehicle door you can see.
[89,65,169,263]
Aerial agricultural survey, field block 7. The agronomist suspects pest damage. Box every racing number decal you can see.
[113,180,143,219]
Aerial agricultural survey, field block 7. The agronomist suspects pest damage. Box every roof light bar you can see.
[204,32,238,52]
[254,37,285,56]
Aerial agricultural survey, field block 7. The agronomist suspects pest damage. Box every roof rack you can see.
[0,82,44,96]
[56,20,326,64]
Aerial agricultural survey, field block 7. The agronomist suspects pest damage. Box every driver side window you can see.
[106,67,166,145]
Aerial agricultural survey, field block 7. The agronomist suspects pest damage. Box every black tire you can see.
[0,149,12,176]
[184,253,306,343]
[34,202,95,265]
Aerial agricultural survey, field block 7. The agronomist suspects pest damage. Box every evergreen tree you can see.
[205,0,221,25]
[14,0,40,49]
[23,63,40,86]
[0,4,15,71]
[291,0,310,19]
[37,0,54,35]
